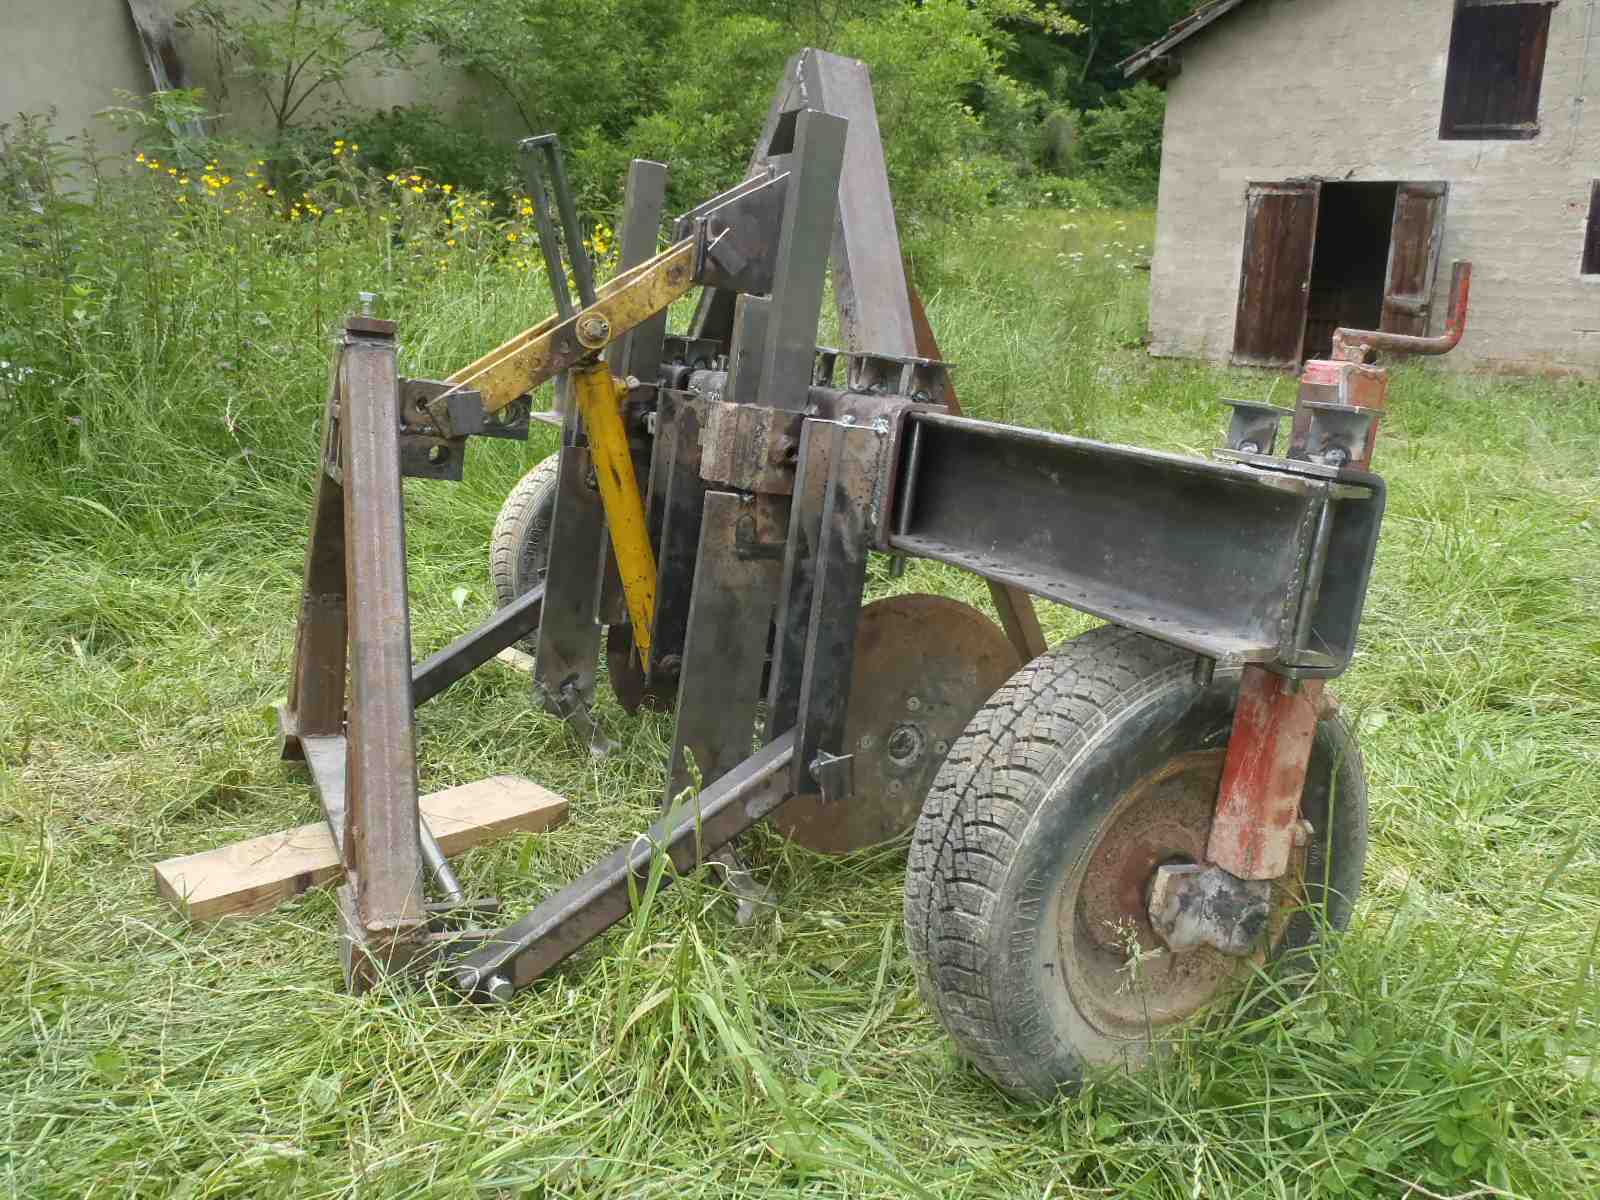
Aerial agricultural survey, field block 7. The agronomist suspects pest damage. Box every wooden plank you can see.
[154,776,568,922]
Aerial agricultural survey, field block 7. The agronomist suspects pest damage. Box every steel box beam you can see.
[887,412,1384,676]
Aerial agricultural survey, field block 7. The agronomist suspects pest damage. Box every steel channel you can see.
[793,422,879,792]
[337,328,426,932]
[456,731,797,994]
[1291,497,1335,656]
[894,418,924,539]
[765,418,834,740]
[545,143,596,308]
[663,491,782,804]
[534,446,605,708]
[520,142,574,320]
[755,109,848,413]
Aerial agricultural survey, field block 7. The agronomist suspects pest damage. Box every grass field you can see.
[2,201,1598,1198]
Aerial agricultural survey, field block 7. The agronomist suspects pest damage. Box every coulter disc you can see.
[773,593,1021,854]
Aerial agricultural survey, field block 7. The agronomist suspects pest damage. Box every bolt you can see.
[933,739,949,756]
[905,696,921,712]
[357,291,376,317]
[484,974,515,1004]
[1323,445,1351,468]
[1292,818,1315,848]
[858,733,876,750]
[1237,439,1261,454]
[576,314,612,348]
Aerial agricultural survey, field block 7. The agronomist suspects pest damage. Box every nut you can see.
[576,313,612,348]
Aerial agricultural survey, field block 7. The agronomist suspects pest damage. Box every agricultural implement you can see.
[270,50,1472,1097]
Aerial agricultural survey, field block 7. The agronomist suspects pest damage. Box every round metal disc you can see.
[772,594,1021,855]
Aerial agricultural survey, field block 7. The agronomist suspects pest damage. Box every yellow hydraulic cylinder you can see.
[570,360,656,670]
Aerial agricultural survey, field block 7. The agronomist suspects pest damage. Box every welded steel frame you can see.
[275,50,1401,1001]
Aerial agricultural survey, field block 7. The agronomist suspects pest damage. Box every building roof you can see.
[1118,0,1254,81]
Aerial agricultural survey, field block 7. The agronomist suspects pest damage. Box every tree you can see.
[181,0,416,138]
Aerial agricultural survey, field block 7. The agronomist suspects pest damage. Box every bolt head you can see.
[933,740,949,756]
[576,314,612,348]
[484,974,515,1004]
[905,696,921,712]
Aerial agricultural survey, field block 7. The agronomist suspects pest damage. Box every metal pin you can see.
[357,291,376,317]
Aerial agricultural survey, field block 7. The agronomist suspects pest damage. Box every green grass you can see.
[2,199,1599,1198]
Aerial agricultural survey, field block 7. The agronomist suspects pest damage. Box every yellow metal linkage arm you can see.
[569,361,657,670]
[446,238,696,415]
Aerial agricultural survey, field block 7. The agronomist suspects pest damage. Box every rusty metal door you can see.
[1232,181,1321,369]
[1380,183,1449,337]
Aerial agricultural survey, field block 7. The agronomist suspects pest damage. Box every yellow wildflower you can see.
[446,238,456,247]
[386,173,398,182]
[411,185,424,194]
[266,188,277,197]
[175,195,187,205]
[135,152,145,163]
[507,232,518,242]
[167,167,177,176]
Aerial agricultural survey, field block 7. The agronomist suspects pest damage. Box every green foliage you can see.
[181,0,416,135]
[1005,0,1194,110]
[338,104,515,194]
[1076,80,1166,205]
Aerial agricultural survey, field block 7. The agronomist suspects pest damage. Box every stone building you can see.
[1122,0,1600,374]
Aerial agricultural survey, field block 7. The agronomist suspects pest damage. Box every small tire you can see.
[903,624,1367,1100]
[489,453,561,652]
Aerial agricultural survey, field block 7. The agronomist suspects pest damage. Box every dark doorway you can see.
[1303,182,1397,360]
[1232,179,1448,369]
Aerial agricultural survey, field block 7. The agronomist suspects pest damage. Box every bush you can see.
[1075,81,1166,206]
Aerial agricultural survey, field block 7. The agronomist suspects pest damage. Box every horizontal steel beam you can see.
[411,583,546,708]
[453,730,797,996]
[887,412,1384,676]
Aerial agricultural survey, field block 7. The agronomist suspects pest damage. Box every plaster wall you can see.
[0,1,521,169]
[1149,0,1600,373]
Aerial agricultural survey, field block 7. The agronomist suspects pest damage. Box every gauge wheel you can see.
[903,624,1367,1100]
[489,453,561,654]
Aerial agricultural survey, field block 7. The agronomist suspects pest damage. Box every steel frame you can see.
[275,48,1425,999]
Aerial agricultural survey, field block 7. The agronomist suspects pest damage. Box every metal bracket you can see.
[808,751,854,805]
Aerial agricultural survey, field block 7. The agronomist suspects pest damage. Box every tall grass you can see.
[2,143,1598,1198]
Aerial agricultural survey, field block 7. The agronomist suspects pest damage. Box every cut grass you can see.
[2,206,1598,1198]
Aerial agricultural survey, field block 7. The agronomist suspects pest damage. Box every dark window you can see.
[1440,1,1554,140]
[1584,183,1600,275]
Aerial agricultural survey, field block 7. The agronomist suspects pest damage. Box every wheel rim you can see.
[1058,749,1307,1041]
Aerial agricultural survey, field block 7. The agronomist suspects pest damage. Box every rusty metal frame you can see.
[267,50,1437,1002]
[280,314,428,989]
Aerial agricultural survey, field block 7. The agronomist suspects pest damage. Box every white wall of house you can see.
[1148,0,1600,374]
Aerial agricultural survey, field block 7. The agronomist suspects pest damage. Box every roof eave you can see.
[1117,0,1252,80]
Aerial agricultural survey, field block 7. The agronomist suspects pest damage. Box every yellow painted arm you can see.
[570,361,657,669]
[446,238,696,414]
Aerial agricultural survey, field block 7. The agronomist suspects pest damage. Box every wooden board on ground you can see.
[496,646,535,673]
[154,775,567,922]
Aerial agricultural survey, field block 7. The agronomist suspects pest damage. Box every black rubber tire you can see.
[489,453,561,652]
[903,624,1367,1100]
